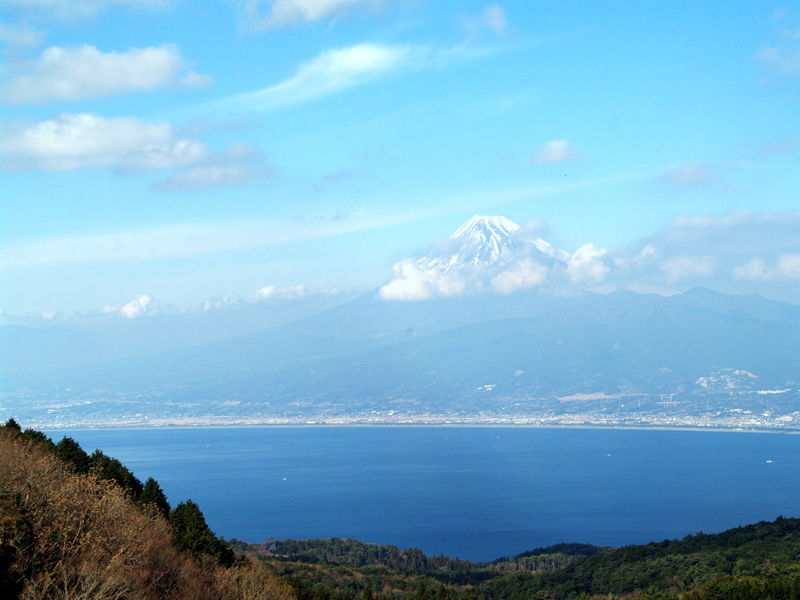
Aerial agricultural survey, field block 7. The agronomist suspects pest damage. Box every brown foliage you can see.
[214,561,296,600]
[0,430,295,600]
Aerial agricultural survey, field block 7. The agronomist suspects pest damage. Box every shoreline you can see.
[35,419,800,434]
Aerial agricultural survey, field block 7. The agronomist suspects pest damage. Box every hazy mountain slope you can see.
[4,287,574,388]
[173,289,800,412]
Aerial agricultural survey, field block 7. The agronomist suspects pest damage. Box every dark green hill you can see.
[234,517,800,600]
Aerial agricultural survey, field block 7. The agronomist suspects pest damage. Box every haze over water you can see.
[45,427,800,562]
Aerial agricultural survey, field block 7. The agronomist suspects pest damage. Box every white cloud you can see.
[733,258,771,280]
[601,211,800,302]
[734,254,800,280]
[0,23,46,48]
[531,139,584,164]
[2,114,268,189]
[567,243,609,283]
[2,113,210,172]
[242,0,382,31]
[778,254,800,278]
[106,294,159,319]
[660,256,716,283]
[490,259,546,294]
[379,260,470,301]
[223,43,413,111]
[249,284,316,302]
[203,293,242,311]
[3,44,212,106]
[663,162,723,187]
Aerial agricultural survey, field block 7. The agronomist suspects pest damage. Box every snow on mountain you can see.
[420,215,568,272]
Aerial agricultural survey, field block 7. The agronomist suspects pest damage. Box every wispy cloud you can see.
[3,0,166,21]
[240,0,383,32]
[216,42,498,113]
[659,256,716,283]
[462,3,509,41]
[151,144,271,190]
[755,139,799,155]
[756,46,800,74]
[220,43,414,112]
[3,44,212,106]
[1,212,402,270]
[0,23,46,49]
[754,12,800,78]
[662,162,723,188]
[531,139,585,164]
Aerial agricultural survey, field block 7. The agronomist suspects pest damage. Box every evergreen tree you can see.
[89,449,144,499]
[170,499,234,567]
[55,436,91,474]
[2,418,21,433]
[22,428,55,451]
[140,476,171,517]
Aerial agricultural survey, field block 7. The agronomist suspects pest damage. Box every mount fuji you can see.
[419,215,569,272]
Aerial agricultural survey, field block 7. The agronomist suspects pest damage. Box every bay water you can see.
[44,426,800,562]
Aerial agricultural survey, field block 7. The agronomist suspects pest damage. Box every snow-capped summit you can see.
[452,215,520,240]
[420,215,568,272]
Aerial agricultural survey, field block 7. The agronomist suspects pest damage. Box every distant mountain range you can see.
[2,216,799,428]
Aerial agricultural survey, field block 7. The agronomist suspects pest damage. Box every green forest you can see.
[1,419,799,600]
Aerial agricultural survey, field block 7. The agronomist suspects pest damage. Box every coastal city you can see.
[4,383,798,432]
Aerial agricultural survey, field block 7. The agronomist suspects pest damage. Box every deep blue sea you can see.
[43,427,800,562]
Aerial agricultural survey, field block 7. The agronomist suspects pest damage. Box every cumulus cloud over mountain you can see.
[380,215,578,300]
[380,211,800,303]
[102,294,160,319]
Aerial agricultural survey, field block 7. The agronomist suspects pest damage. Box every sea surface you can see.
[43,426,800,562]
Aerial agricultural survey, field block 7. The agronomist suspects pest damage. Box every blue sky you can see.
[2,0,799,323]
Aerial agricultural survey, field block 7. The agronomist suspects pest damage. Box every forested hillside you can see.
[233,516,800,600]
[0,420,293,600]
